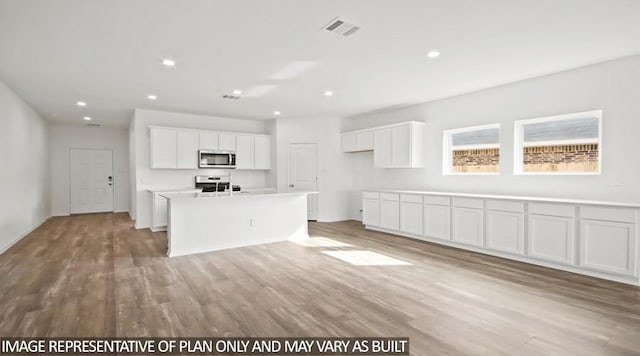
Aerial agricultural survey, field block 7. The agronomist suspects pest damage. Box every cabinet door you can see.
[400,202,422,235]
[380,199,399,231]
[153,197,168,228]
[362,198,380,227]
[254,135,271,170]
[199,131,219,150]
[356,131,374,151]
[424,204,450,240]
[373,128,392,168]
[528,214,575,264]
[486,210,524,255]
[235,135,255,169]
[219,134,236,151]
[342,133,357,152]
[452,207,483,246]
[392,125,411,167]
[176,130,199,169]
[150,128,177,169]
[580,220,636,276]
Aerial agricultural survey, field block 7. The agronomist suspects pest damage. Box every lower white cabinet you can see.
[362,193,380,227]
[380,194,400,231]
[486,201,525,255]
[579,219,636,276]
[400,194,422,235]
[451,199,484,246]
[528,214,575,264]
[152,194,168,231]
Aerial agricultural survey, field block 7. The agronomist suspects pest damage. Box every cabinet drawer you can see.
[423,195,450,206]
[487,200,525,213]
[380,193,400,201]
[452,198,483,209]
[362,192,380,199]
[401,194,422,203]
[529,203,575,218]
[580,206,637,224]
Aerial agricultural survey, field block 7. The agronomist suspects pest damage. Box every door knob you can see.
[289,184,294,188]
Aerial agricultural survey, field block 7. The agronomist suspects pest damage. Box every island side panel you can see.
[167,194,309,257]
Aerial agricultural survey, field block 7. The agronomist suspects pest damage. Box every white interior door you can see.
[288,143,318,220]
[70,149,114,214]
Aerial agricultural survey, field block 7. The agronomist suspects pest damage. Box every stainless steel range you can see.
[194,174,240,195]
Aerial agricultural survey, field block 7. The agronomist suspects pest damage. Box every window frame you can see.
[513,110,602,176]
[442,123,501,176]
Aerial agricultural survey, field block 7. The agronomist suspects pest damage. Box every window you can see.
[443,124,500,174]
[514,110,602,175]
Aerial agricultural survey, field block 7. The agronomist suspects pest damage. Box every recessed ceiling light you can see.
[273,111,281,116]
[76,101,87,107]
[162,58,176,67]
[232,89,242,95]
[427,50,441,59]
[147,94,157,100]
[83,116,91,121]
[324,90,333,96]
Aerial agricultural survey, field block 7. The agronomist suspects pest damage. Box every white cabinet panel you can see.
[219,134,236,151]
[373,128,392,168]
[400,202,422,235]
[150,127,177,169]
[362,192,379,199]
[341,133,357,152]
[235,135,255,169]
[380,199,400,231]
[356,131,374,151]
[254,135,272,170]
[392,125,411,167]
[581,206,636,224]
[486,210,524,255]
[530,203,575,218]
[199,131,219,150]
[580,220,636,276]
[528,214,575,264]
[423,203,450,240]
[176,130,199,169]
[363,198,380,227]
[152,196,168,229]
[380,192,400,201]
[452,207,483,246]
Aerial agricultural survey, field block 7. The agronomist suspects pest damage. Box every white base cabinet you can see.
[362,190,640,285]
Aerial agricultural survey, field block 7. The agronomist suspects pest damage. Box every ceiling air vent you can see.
[87,123,101,127]
[322,17,360,37]
[221,94,241,100]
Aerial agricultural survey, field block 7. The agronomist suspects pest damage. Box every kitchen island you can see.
[161,191,315,257]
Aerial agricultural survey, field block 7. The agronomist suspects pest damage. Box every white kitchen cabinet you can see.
[341,133,357,152]
[423,196,451,240]
[356,131,374,151]
[451,198,483,246]
[486,200,525,255]
[235,135,255,169]
[199,131,219,150]
[177,130,199,169]
[380,193,400,231]
[579,207,637,276]
[528,214,575,265]
[400,194,422,235]
[392,125,411,167]
[362,192,380,227]
[152,195,168,231]
[219,134,236,151]
[254,135,272,170]
[373,128,392,167]
[150,127,178,169]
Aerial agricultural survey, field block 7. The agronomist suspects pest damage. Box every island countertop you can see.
[160,190,317,200]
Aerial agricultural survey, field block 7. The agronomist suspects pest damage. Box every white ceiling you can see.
[1,0,639,127]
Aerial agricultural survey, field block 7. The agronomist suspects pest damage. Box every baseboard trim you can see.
[0,216,51,255]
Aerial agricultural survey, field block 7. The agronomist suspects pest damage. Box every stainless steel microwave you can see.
[198,150,236,169]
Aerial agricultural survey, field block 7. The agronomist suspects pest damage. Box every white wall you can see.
[343,55,640,220]
[49,124,130,216]
[132,109,274,229]
[275,116,353,222]
[0,80,50,253]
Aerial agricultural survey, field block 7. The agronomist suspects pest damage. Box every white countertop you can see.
[160,190,318,200]
[147,187,201,193]
[365,188,640,208]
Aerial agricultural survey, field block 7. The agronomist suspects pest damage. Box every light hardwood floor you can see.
[0,213,639,355]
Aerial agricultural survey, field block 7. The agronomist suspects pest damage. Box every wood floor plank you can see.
[0,213,639,356]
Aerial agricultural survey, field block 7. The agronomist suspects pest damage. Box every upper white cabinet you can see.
[235,135,255,169]
[254,135,272,170]
[342,121,424,168]
[219,134,236,151]
[150,126,271,170]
